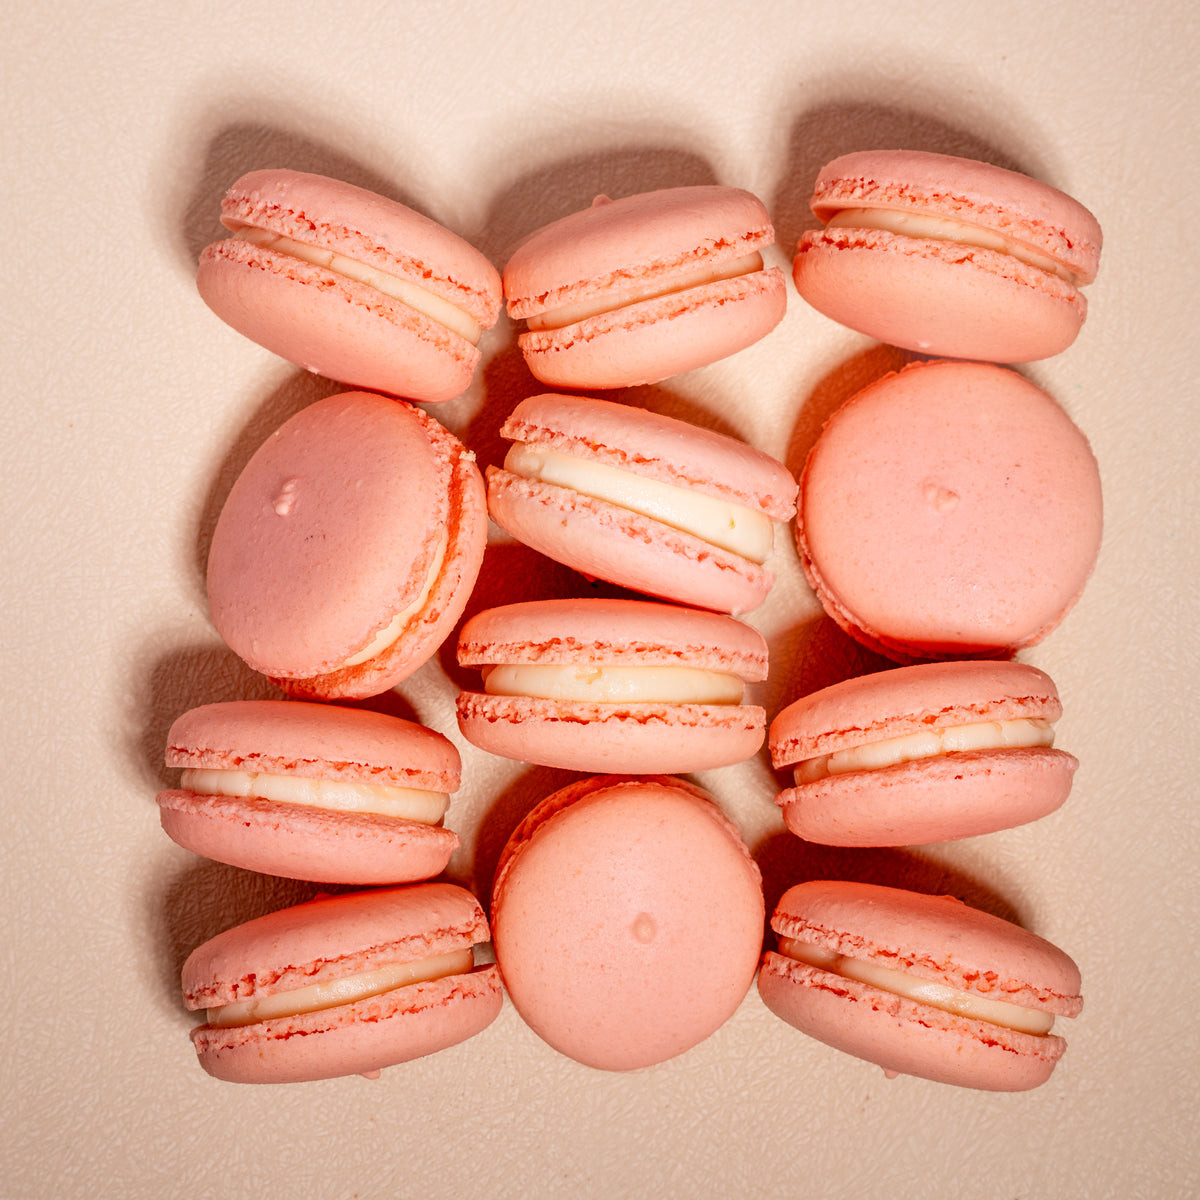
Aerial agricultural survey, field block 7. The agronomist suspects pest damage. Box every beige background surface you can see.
[3,3,1197,1197]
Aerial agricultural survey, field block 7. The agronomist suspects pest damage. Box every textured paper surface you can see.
[3,3,1197,1197]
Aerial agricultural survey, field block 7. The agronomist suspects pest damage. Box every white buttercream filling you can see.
[793,717,1054,784]
[778,937,1054,1036]
[206,947,474,1027]
[179,768,450,824]
[481,662,745,705]
[503,443,774,563]
[233,227,482,343]
[339,530,449,669]
[824,208,1077,284]
[525,250,764,332]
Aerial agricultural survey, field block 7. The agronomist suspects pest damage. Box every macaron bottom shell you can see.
[758,952,1066,1091]
[776,746,1078,847]
[191,966,502,1084]
[157,789,459,884]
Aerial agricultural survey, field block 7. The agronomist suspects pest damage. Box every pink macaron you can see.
[491,775,764,1071]
[792,150,1102,362]
[182,883,502,1083]
[207,391,487,700]
[487,393,798,614]
[157,700,462,883]
[503,186,787,388]
[456,597,769,774]
[768,660,1078,846]
[197,169,502,402]
[797,359,1102,662]
[758,880,1083,1091]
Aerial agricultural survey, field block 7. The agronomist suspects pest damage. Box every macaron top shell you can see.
[218,169,502,328]
[504,186,775,320]
[182,883,488,1012]
[770,659,1062,768]
[165,699,460,791]
[499,393,797,520]
[458,597,769,680]
[771,880,1082,1018]
[491,775,764,1071]
[809,151,1101,285]
[798,360,1102,660]
[206,391,486,695]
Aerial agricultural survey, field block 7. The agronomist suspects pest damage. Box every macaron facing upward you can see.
[197,169,502,402]
[182,883,502,1083]
[487,393,798,614]
[491,776,764,1071]
[797,359,1102,662]
[792,150,1102,362]
[504,186,787,388]
[769,660,1078,847]
[758,880,1083,1091]
[157,700,461,884]
[207,391,487,700]
[456,598,769,774]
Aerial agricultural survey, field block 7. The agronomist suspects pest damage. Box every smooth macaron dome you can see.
[768,660,1079,846]
[758,880,1083,1091]
[503,186,787,388]
[456,597,769,773]
[487,393,798,614]
[491,775,765,1071]
[182,883,502,1083]
[793,150,1102,363]
[797,359,1102,662]
[206,391,487,700]
[157,700,462,883]
[197,169,503,402]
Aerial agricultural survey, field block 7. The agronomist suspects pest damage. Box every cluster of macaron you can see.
[159,150,1101,1090]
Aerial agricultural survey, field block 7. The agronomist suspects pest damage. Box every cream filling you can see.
[340,530,448,669]
[824,208,1077,284]
[233,227,482,344]
[179,768,450,824]
[206,947,474,1027]
[503,443,774,563]
[779,938,1054,1036]
[793,717,1054,784]
[525,250,764,331]
[481,662,745,705]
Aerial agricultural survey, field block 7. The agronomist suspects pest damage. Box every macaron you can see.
[491,775,764,1071]
[797,359,1102,661]
[207,390,487,700]
[487,393,798,614]
[456,597,769,773]
[758,880,1083,1091]
[197,169,502,402]
[503,186,787,388]
[792,150,1102,362]
[182,883,502,1083]
[157,700,461,883]
[768,660,1078,846]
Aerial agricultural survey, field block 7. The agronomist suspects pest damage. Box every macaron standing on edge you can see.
[182,883,502,1084]
[198,169,503,402]
[206,391,488,700]
[504,185,787,388]
[457,597,770,774]
[792,149,1102,362]
[759,880,1083,1091]
[797,359,1103,662]
[487,393,798,615]
[491,775,765,1071]
[157,700,462,884]
[769,660,1079,846]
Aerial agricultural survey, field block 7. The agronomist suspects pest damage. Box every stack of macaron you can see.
[154,149,1101,1090]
